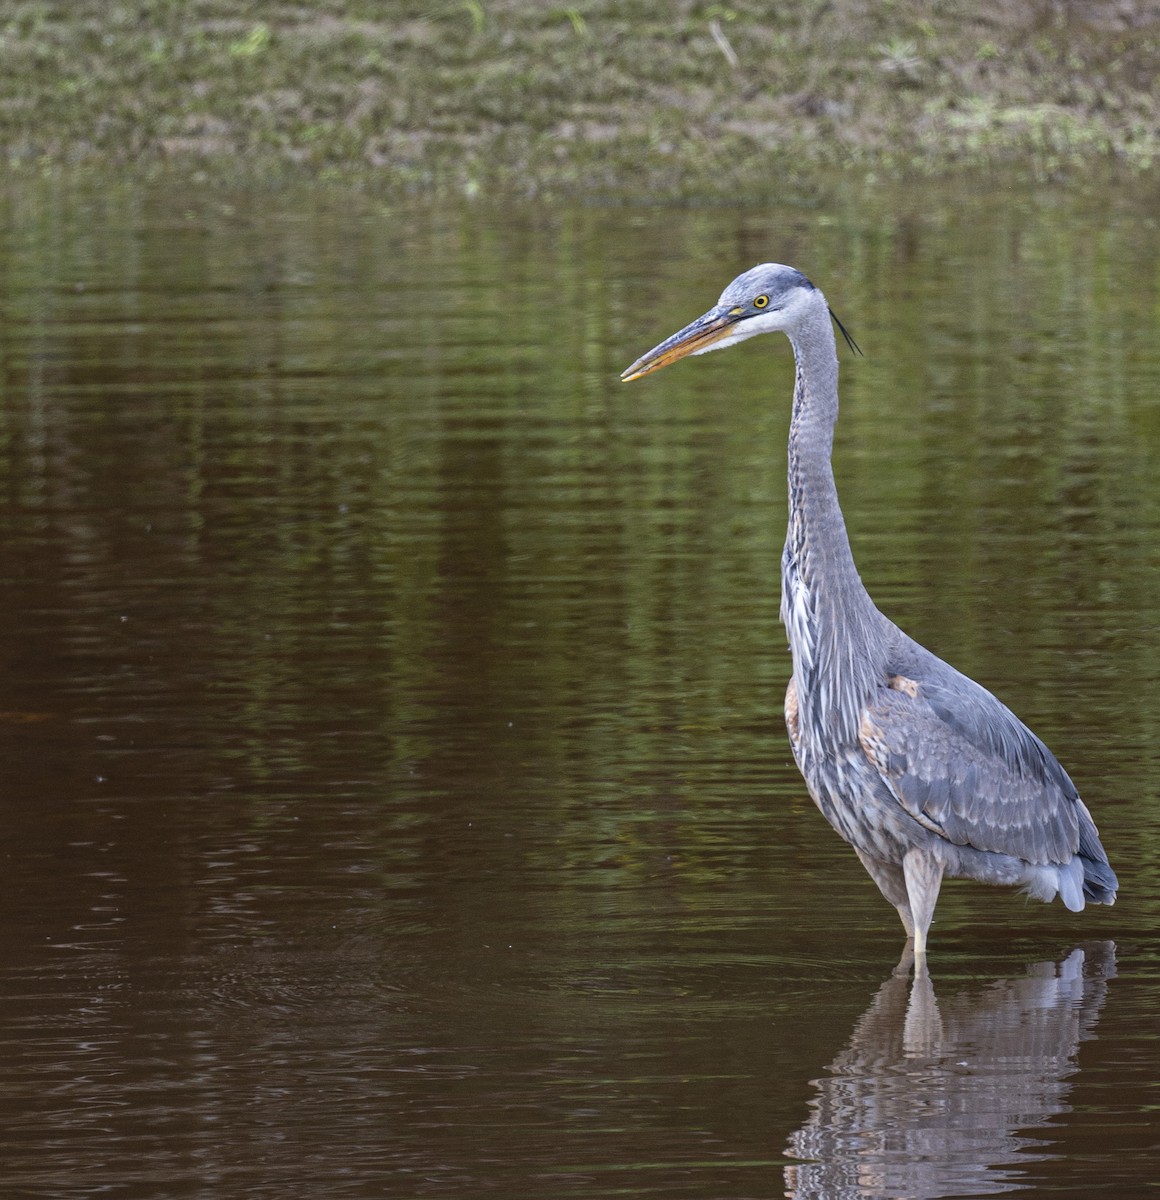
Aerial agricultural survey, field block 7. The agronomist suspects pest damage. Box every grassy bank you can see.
[4,1,1159,198]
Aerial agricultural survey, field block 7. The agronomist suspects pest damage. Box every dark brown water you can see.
[0,179,1158,1198]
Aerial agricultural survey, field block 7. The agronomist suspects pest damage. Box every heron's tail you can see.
[1075,798,1117,906]
[1081,854,1118,906]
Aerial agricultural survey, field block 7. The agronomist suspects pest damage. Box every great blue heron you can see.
[621,263,1117,962]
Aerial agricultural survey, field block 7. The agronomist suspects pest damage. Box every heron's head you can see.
[621,263,857,382]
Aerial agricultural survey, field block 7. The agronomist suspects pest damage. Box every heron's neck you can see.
[782,309,882,730]
[785,332,859,595]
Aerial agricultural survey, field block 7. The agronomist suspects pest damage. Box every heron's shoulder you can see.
[872,646,1076,796]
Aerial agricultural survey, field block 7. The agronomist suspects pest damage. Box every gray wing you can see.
[858,670,1082,866]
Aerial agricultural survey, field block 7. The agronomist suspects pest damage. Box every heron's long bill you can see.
[620,306,742,382]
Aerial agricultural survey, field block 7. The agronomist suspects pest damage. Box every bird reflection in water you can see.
[784,943,1115,1199]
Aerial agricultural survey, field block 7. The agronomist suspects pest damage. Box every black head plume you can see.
[829,307,863,358]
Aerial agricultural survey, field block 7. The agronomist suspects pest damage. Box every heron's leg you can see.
[893,941,916,978]
[902,848,944,960]
[854,849,915,940]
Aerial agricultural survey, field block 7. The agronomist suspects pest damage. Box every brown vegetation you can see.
[2,1,1158,195]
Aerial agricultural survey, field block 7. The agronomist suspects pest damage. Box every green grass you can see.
[3,1,1158,196]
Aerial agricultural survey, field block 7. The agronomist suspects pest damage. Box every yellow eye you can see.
[753,295,770,309]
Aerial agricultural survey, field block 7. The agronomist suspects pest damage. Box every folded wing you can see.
[858,672,1083,867]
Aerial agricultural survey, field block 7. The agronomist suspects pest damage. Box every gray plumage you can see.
[622,263,1117,961]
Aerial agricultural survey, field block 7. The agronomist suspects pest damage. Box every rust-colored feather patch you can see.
[785,677,800,751]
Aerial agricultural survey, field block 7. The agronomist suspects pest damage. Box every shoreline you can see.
[4,2,1158,200]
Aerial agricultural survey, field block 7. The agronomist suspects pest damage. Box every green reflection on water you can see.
[0,175,1156,1197]
[0,179,1157,923]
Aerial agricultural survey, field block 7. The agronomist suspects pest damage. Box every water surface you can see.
[0,179,1157,1197]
